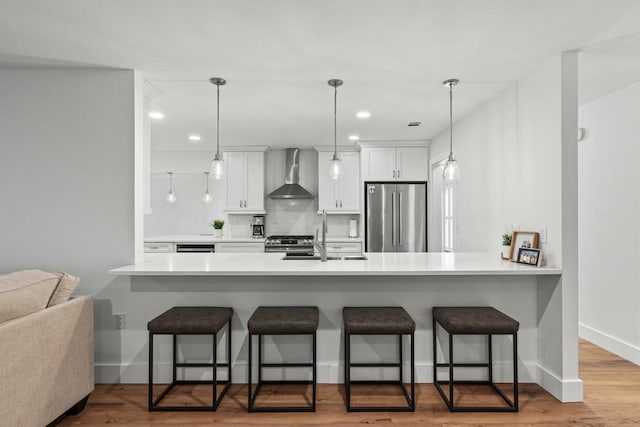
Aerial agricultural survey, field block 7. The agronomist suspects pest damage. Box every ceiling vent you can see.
[408,121,421,127]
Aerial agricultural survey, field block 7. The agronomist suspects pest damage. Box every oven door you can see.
[264,246,314,255]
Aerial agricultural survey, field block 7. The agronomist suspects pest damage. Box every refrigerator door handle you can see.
[391,191,396,246]
[398,192,403,246]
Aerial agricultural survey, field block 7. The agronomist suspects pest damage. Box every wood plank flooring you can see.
[59,340,640,426]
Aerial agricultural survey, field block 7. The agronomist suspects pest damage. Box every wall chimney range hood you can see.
[267,148,314,199]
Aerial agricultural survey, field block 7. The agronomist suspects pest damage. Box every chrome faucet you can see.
[314,209,328,262]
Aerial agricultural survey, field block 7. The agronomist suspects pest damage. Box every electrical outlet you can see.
[116,313,126,329]
[540,227,548,244]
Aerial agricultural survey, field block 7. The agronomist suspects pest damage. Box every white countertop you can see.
[109,252,561,276]
[145,235,265,243]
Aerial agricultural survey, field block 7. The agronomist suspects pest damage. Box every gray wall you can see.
[0,69,135,372]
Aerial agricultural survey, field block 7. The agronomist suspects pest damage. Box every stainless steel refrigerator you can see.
[365,182,427,252]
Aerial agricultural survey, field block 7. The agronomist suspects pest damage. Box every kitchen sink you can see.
[340,255,368,260]
[281,255,367,261]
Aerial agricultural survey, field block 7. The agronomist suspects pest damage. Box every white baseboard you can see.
[536,364,583,402]
[95,361,537,384]
[579,322,640,366]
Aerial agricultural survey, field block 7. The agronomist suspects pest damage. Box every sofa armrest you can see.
[0,296,94,426]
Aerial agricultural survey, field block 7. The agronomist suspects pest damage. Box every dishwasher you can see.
[175,243,215,253]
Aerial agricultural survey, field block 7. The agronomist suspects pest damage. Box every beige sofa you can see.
[0,275,94,426]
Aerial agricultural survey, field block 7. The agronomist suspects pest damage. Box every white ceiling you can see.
[1,0,639,150]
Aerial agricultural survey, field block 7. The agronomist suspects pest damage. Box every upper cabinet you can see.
[316,149,360,213]
[360,145,429,181]
[224,150,266,213]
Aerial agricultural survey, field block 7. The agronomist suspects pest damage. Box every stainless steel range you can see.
[264,235,315,255]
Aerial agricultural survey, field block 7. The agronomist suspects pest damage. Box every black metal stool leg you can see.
[513,333,519,410]
[312,331,317,412]
[148,332,153,411]
[449,332,454,409]
[212,332,217,408]
[248,332,253,411]
[410,332,415,411]
[345,332,351,411]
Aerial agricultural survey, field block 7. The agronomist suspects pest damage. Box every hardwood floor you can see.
[59,340,640,426]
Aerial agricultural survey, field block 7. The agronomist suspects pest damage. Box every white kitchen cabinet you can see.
[224,151,265,213]
[316,151,360,213]
[144,242,174,253]
[315,241,362,257]
[215,242,265,253]
[361,146,428,181]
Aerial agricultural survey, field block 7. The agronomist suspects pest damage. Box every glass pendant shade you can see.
[329,154,342,180]
[328,78,344,180]
[210,77,227,180]
[443,156,460,182]
[442,78,460,183]
[202,171,212,203]
[210,153,225,180]
[166,172,176,203]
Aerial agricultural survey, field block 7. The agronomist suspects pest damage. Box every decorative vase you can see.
[213,229,223,238]
[502,245,511,259]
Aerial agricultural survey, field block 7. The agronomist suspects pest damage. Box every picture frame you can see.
[509,230,540,261]
[517,247,541,267]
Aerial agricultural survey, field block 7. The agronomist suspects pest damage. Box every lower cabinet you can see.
[144,242,174,253]
[215,242,265,253]
[318,241,363,257]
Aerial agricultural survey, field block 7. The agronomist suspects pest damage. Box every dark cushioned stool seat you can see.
[433,307,519,334]
[343,307,415,335]
[148,306,233,335]
[248,306,319,334]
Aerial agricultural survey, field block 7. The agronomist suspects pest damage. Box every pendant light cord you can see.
[334,84,338,156]
[449,83,453,158]
[169,172,173,192]
[216,83,220,156]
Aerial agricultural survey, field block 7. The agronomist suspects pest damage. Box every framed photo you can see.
[509,230,539,261]
[517,247,541,266]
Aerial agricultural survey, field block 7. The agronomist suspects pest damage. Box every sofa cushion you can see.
[48,272,80,307]
[0,270,60,323]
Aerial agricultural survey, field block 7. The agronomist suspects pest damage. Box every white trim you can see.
[579,322,640,366]
[536,364,584,402]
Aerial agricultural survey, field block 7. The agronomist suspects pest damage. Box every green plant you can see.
[212,219,224,230]
[502,232,512,246]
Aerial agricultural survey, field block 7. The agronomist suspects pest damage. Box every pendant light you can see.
[166,172,176,203]
[209,77,227,180]
[328,79,343,180]
[202,171,212,203]
[442,78,460,182]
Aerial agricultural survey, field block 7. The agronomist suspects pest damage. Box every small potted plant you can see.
[501,232,512,259]
[212,219,224,238]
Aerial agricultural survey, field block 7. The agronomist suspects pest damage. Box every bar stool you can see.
[147,306,232,411]
[343,306,415,412]
[432,306,519,412]
[247,306,319,412]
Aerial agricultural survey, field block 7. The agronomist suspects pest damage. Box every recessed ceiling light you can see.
[188,134,201,141]
[356,111,371,119]
[348,135,360,141]
[149,111,165,120]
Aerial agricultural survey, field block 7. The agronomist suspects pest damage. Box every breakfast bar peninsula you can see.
[109,251,581,403]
